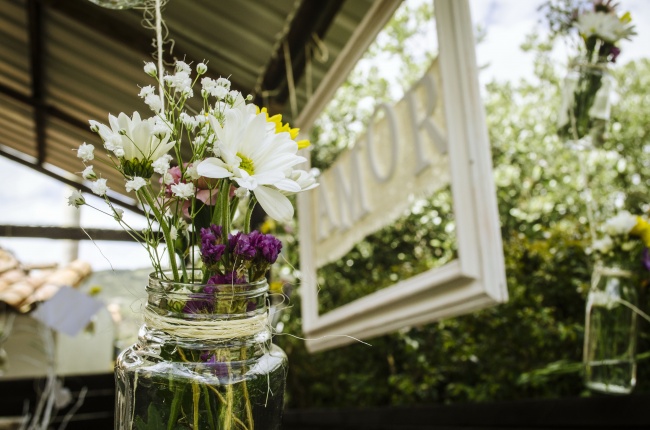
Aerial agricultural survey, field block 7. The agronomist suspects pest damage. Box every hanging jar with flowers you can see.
[556,1,636,149]
[584,211,650,394]
[69,58,317,429]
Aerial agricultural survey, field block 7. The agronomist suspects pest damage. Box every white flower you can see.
[234,187,249,198]
[591,236,614,254]
[175,61,191,74]
[144,62,157,76]
[196,109,306,223]
[185,164,200,180]
[170,226,178,241]
[603,210,637,236]
[164,71,192,94]
[180,112,198,130]
[114,147,125,157]
[576,11,635,43]
[151,117,171,137]
[216,78,231,89]
[138,85,155,98]
[196,62,207,75]
[171,182,195,199]
[125,177,147,192]
[282,169,319,194]
[113,208,124,221]
[91,112,175,163]
[77,143,95,162]
[211,86,229,99]
[145,94,163,113]
[152,154,172,175]
[90,178,109,196]
[67,190,85,207]
[82,165,96,180]
[162,172,174,185]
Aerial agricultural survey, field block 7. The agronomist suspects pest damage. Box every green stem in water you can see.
[192,382,200,430]
[167,385,184,430]
[202,385,216,429]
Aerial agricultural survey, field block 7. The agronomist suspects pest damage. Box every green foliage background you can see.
[273,1,650,407]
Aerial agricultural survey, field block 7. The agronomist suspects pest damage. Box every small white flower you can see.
[179,112,198,130]
[144,94,163,113]
[171,182,195,199]
[175,61,191,74]
[144,62,157,76]
[125,177,147,192]
[152,154,172,175]
[151,117,170,137]
[603,210,637,236]
[90,178,109,196]
[170,226,178,241]
[113,208,124,221]
[165,71,192,94]
[216,77,231,89]
[67,190,85,207]
[82,165,96,180]
[192,135,207,146]
[162,172,174,185]
[211,86,229,99]
[234,187,249,198]
[77,143,95,162]
[196,62,207,75]
[114,147,125,157]
[185,164,200,180]
[89,121,99,133]
[138,85,155,98]
[592,236,614,254]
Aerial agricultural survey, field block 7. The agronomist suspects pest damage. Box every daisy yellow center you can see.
[237,152,255,175]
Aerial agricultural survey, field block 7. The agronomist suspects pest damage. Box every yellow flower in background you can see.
[260,218,276,234]
[630,216,650,247]
[258,107,310,149]
[269,280,284,294]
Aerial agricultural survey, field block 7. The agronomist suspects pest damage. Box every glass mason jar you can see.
[115,272,287,429]
[583,265,638,394]
[558,63,612,149]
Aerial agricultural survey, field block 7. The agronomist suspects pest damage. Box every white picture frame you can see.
[296,0,507,353]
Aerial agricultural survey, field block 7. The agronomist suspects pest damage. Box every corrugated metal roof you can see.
[0,0,377,210]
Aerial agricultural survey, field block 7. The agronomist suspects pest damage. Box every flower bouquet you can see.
[584,210,649,393]
[70,59,317,429]
[556,0,636,146]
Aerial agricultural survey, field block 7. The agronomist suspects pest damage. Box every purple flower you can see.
[251,231,282,263]
[229,232,256,260]
[246,300,257,312]
[643,248,650,271]
[207,271,247,285]
[183,295,214,314]
[200,225,226,267]
[200,352,229,378]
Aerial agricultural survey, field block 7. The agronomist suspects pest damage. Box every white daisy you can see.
[196,109,306,222]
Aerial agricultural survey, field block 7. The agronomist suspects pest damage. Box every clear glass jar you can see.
[558,63,611,149]
[583,265,638,394]
[115,273,287,429]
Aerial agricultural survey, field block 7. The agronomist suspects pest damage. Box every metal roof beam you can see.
[255,0,345,116]
[27,0,46,165]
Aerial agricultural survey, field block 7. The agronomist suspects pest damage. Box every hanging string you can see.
[155,0,164,114]
[140,0,173,114]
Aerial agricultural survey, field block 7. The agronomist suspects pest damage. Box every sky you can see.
[1,0,648,272]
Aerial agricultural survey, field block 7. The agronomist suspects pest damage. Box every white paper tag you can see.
[32,286,104,336]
